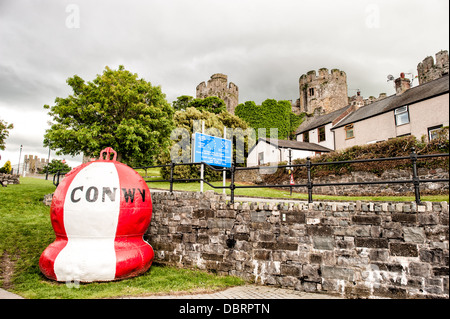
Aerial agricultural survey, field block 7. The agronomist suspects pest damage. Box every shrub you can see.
[263,135,449,184]
[0,160,12,174]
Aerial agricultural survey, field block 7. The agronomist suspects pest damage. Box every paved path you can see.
[1,285,342,299]
[122,285,343,299]
[0,288,24,299]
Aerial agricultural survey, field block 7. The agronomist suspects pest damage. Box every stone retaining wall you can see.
[0,173,20,186]
[146,191,449,299]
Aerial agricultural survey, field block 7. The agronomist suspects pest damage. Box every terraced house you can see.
[296,51,449,151]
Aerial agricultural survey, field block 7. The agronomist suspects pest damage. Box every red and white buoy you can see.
[39,147,154,282]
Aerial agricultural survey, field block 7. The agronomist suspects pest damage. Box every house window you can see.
[303,132,309,143]
[394,106,410,126]
[428,125,443,141]
[318,126,326,142]
[345,124,354,139]
[309,88,315,96]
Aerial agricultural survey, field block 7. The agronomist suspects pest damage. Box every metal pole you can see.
[18,145,22,176]
[288,148,292,196]
[45,146,51,180]
[170,162,174,193]
[200,121,204,193]
[306,157,313,203]
[223,126,227,194]
[410,147,421,204]
[230,161,235,204]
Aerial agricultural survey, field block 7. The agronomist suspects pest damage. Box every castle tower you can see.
[196,73,239,114]
[299,68,348,114]
[417,50,449,85]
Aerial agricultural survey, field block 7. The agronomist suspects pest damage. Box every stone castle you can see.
[417,50,449,85]
[196,73,239,114]
[23,155,49,174]
[195,50,448,117]
[298,68,348,114]
[296,50,449,115]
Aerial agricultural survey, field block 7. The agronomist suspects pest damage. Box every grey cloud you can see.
[0,0,448,167]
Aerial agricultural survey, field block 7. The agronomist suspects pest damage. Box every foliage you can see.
[0,160,12,174]
[0,118,14,151]
[43,65,174,166]
[158,107,249,181]
[264,135,449,184]
[172,95,193,111]
[173,96,227,114]
[235,99,306,140]
[42,159,72,174]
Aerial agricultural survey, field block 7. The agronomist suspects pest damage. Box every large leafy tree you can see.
[44,66,174,166]
[159,107,249,180]
[0,118,13,151]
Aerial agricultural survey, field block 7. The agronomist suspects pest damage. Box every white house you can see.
[247,138,332,167]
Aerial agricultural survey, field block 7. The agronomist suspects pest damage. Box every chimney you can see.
[394,72,411,95]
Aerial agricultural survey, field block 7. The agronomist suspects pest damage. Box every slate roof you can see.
[295,104,353,135]
[255,137,332,153]
[333,74,449,129]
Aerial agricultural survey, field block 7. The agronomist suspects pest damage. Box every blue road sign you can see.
[193,132,232,168]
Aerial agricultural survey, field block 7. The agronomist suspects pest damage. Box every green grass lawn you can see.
[0,178,244,299]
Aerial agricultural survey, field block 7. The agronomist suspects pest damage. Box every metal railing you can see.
[53,147,449,204]
[135,147,448,205]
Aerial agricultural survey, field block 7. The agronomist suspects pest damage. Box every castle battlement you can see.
[300,68,347,85]
[417,50,449,85]
[299,68,348,114]
[196,73,239,114]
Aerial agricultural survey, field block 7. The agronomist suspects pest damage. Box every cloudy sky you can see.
[0,0,448,169]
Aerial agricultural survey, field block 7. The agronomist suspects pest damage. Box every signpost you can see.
[193,132,232,168]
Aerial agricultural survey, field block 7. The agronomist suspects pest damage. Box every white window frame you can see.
[428,125,443,141]
[394,105,410,126]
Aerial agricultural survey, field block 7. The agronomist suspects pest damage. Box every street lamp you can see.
[45,146,51,180]
[18,145,23,176]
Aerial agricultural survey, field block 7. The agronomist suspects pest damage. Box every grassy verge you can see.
[0,177,244,299]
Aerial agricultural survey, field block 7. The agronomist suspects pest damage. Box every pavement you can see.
[121,285,343,299]
[1,285,342,299]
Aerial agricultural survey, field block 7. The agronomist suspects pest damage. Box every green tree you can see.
[188,96,227,114]
[42,159,72,174]
[43,66,174,166]
[0,118,13,151]
[159,107,249,181]
[172,95,193,111]
[235,99,306,140]
[173,96,227,114]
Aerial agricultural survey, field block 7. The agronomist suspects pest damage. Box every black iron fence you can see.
[53,147,449,204]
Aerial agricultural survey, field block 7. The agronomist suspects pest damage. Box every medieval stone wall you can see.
[417,50,449,85]
[146,191,449,299]
[196,73,239,114]
[299,68,348,114]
